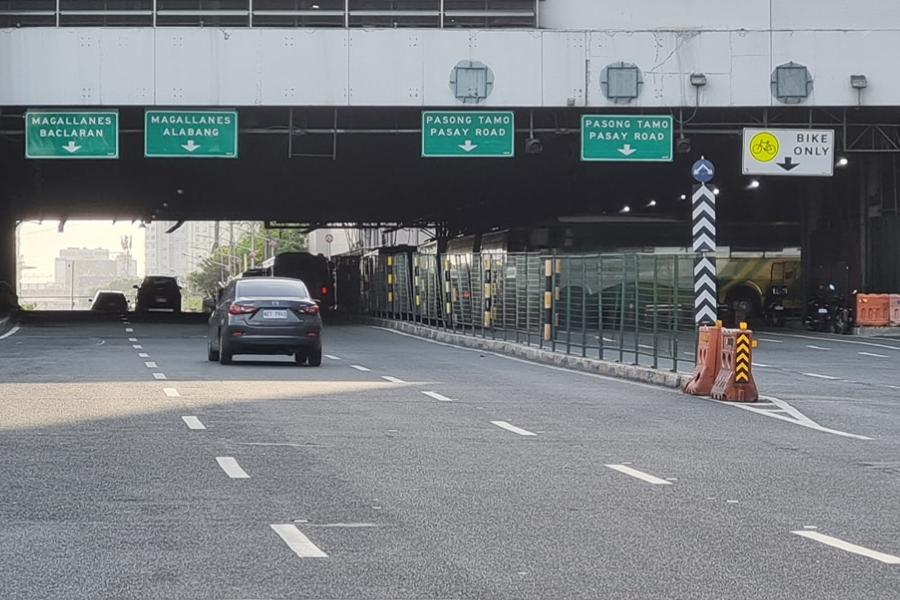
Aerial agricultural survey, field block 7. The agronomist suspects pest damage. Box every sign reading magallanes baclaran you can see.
[25,110,119,159]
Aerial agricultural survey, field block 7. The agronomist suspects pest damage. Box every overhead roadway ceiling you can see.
[0,105,878,234]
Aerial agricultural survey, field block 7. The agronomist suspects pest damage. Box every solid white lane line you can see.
[125,328,133,333]
[152,373,167,380]
[133,344,143,349]
[382,376,405,383]
[422,391,453,402]
[270,524,328,558]
[792,531,900,565]
[350,365,370,372]
[491,421,537,437]
[182,416,205,430]
[164,388,180,397]
[0,325,20,340]
[145,361,158,368]
[325,354,341,360]
[806,345,832,351]
[138,353,150,358]
[802,373,840,380]
[758,338,783,343]
[128,337,138,342]
[753,362,771,368]
[859,351,889,358]
[216,457,249,479]
[605,464,672,485]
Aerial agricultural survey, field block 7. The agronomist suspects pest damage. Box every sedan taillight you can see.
[298,304,320,316]
[228,303,257,315]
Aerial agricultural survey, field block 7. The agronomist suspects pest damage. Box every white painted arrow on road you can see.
[62,141,82,153]
[459,140,478,152]
[181,140,201,152]
[617,144,637,156]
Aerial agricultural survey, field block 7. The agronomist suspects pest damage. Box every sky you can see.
[18,220,146,283]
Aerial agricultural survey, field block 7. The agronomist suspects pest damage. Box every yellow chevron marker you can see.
[735,333,751,382]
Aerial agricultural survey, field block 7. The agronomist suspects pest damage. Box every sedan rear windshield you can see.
[237,279,310,298]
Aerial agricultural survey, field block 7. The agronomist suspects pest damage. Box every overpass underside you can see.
[2,106,900,295]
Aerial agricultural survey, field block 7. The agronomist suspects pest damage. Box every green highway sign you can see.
[25,110,119,159]
[422,111,514,157]
[581,114,673,162]
[144,110,238,158]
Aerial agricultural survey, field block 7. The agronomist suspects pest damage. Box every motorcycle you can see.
[763,285,787,327]
[829,291,855,335]
[804,285,832,332]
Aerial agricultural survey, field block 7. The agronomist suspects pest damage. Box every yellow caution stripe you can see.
[735,333,752,383]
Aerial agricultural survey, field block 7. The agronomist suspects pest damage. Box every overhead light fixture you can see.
[525,137,543,154]
[836,157,849,167]
[619,205,631,214]
[747,179,760,190]
[679,194,687,201]
[645,199,657,208]
[690,73,707,87]
[850,75,868,89]
[713,187,721,196]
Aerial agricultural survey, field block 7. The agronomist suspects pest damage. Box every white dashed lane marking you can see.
[792,531,900,564]
[802,372,840,380]
[216,457,249,479]
[421,391,453,402]
[491,421,537,437]
[350,365,371,372]
[182,416,205,430]
[270,524,328,558]
[382,376,405,383]
[324,354,341,360]
[133,345,143,349]
[138,353,150,358]
[125,328,133,333]
[128,338,138,342]
[145,361,158,369]
[152,373,167,380]
[859,351,888,358]
[605,464,672,485]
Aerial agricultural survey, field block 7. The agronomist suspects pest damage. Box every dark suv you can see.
[134,276,182,313]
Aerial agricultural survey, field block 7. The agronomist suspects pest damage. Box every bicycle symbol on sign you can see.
[749,132,779,162]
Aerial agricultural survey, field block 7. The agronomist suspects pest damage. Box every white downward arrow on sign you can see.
[459,140,478,152]
[62,141,81,153]
[617,144,637,156]
[181,140,200,152]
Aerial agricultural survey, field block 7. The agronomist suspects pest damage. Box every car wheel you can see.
[307,345,323,367]
[218,333,233,365]
[207,335,220,362]
[294,351,308,366]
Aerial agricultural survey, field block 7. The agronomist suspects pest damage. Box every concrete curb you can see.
[361,317,693,390]
[0,313,15,337]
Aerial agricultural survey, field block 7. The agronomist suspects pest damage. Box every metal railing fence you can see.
[0,0,538,28]
[362,250,698,372]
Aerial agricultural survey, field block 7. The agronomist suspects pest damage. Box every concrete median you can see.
[362,317,692,390]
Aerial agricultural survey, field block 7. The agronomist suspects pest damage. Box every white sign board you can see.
[742,128,835,177]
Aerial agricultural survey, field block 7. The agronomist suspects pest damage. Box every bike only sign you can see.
[742,128,834,176]
[421,111,515,157]
[25,110,119,159]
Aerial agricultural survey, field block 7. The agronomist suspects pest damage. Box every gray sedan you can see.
[206,277,323,366]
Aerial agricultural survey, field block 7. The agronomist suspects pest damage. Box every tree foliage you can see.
[185,223,308,297]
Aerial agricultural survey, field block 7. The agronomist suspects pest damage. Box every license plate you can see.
[262,309,287,319]
[156,297,167,303]
[818,307,828,314]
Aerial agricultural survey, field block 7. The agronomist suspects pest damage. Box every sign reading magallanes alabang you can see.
[25,110,119,159]
[144,110,239,158]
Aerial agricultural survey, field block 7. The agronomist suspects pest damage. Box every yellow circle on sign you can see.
[749,132,779,162]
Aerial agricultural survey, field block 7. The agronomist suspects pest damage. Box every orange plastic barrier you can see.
[683,324,723,396]
[856,294,890,327]
[891,294,900,327]
[710,325,758,403]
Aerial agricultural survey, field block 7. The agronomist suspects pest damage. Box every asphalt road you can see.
[1,312,899,600]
